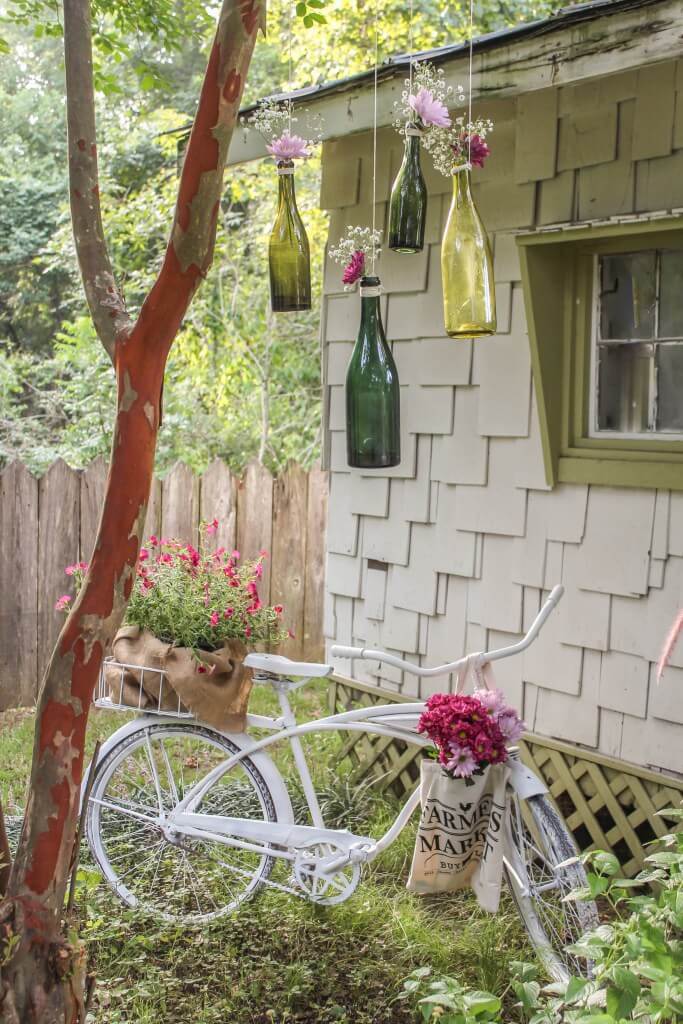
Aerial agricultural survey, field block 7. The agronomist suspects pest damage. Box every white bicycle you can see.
[85,584,597,981]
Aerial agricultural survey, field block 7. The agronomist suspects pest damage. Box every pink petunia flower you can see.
[408,88,451,129]
[267,133,310,161]
[55,594,71,611]
[231,550,241,561]
[224,607,234,618]
[149,535,159,547]
[209,611,220,627]
[205,518,219,535]
[274,604,283,615]
[342,250,365,286]
[139,548,149,563]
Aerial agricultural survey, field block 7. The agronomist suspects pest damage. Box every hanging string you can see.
[408,0,414,97]
[287,0,293,134]
[370,0,379,274]
[467,0,474,167]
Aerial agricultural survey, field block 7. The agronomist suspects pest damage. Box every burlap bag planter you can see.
[104,625,252,732]
[407,759,510,912]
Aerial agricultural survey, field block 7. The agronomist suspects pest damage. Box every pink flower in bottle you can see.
[408,87,451,128]
[267,133,310,161]
[342,250,365,286]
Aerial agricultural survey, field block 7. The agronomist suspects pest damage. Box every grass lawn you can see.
[0,682,532,1023]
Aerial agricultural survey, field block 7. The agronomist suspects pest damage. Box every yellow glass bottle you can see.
[441,168,496,339]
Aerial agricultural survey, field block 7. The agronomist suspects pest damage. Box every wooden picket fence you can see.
[0,457,328,710]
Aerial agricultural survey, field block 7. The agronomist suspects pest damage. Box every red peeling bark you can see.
[0,0,262,1017]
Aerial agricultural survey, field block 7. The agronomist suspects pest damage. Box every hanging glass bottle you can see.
[441,167,496,338]
[388,126,427,254]
[346,276,401,469]
[269,160,311,313]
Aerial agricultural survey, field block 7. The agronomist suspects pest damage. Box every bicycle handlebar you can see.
[330,584,564,678]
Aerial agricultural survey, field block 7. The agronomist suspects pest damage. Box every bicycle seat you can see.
[244,652,334,678]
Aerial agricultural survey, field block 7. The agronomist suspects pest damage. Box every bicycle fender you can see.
[80,715,295,826]
[507,753,548,799]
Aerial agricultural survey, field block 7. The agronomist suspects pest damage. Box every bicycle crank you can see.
[293,840,362,905]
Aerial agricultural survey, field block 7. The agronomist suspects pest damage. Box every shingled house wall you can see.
[319,59,683,778]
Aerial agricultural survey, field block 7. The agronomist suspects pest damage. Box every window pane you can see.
[658,251,683,338]
[656,344,683,431]
[600,253,656,340]
[597,343,651,432]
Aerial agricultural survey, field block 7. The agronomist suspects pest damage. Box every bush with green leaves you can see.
[401,807,682,1024]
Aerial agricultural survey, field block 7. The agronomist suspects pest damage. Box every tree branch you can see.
[63,0,132,361]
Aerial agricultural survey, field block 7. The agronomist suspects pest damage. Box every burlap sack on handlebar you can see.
[104,625,253,732]
[407,760,510,912]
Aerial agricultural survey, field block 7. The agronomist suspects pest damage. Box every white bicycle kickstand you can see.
[85,584,598,981]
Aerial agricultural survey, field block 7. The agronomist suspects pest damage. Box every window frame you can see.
[517,216,683,492]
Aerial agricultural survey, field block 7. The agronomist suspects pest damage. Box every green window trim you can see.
[517,217,683,491]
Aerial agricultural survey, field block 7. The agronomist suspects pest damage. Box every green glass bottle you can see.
[269,161,311,313]
[345,276,401,469]
[441,168,496,338]
[388,129,427,254]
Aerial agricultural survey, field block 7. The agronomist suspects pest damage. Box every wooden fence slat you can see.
[271,464,308,659]
[37,459,80,685]
[200,459,237,553]
[144,477,162,542]
[0,462,39,707]
[304,464,328,662]
[236,460,273,604]
[79,455,108,562]
[161,463,199,545]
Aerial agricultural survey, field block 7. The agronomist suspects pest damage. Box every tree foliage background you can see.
[0,0,563,475]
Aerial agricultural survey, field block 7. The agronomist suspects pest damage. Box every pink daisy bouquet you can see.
[328,225,383,288]
[56,521,289,658]
[417,688,525,782]
[245,98,322,167]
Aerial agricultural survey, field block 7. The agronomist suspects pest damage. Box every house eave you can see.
[224,0,683,165]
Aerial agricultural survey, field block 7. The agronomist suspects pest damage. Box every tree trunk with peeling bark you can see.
[0,0,263,1018]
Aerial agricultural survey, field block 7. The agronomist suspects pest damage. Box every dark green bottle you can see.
[388,130,427,254]
[345,276,401,469]
[269,161,311,313]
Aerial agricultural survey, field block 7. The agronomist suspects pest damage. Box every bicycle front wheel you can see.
[506,792,599,982]
[86,723,278,924]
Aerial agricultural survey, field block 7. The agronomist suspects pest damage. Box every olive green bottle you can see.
[441,169,496,338]
[345,276,401,469]
[269,161,311,313]
[388,130,427,254]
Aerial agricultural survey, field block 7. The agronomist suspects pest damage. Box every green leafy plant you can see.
[400,967,502,1024]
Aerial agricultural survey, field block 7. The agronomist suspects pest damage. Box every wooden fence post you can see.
[80,455,108,562]
[200,459,237,552]
[161,462,199,545]
[0,462,39,707]
[37,459,80,685]
[272,463,308,658]
[236,460,274,604]
[304,464,328,662]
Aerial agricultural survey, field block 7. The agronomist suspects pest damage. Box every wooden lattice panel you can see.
[329,676,683,877]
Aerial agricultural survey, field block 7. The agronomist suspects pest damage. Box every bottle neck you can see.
[452,168,472,203]
[404,133,421,166]
[277,171,298,211]
[359,294,382,334]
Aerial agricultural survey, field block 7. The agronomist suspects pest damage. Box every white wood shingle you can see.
[431,387,489,486]
[327,472,360,555]
[572,487,655,597]
[599,650,649,717]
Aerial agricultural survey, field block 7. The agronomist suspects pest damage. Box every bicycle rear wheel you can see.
[87,723,278,923]
[506,792,599,982]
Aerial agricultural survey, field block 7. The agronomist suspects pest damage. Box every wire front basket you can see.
[95,657,194,719]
